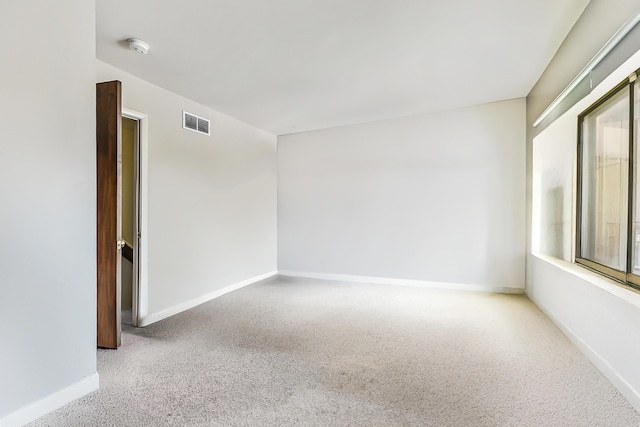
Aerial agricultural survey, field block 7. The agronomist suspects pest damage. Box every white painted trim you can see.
[139,271,278,326]
[278,270,524,294]
[533,301,640,412]
[0,373,99,427]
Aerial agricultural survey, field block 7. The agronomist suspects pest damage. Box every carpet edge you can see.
[139,271,278,326]
[534,300,640,413]
[278,270,525,294]
[0,373,99,427]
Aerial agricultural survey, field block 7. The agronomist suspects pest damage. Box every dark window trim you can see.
[576,68,640,292]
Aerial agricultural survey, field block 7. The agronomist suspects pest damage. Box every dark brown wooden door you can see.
[96,81,122,349]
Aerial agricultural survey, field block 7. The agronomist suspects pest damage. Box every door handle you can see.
[116,239,126,250]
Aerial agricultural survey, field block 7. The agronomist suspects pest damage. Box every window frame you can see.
[576,70,640,290]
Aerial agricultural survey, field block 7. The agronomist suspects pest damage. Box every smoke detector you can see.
[127,38,149,55]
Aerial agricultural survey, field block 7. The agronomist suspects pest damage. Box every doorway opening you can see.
[121,115,140,326]
[121,107,148,329]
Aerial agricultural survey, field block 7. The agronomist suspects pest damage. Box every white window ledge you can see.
[532,252,640,310]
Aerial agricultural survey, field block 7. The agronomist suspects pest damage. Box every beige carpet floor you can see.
[30,276,640,426]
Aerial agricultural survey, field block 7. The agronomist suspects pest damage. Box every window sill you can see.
[532,252,640,310]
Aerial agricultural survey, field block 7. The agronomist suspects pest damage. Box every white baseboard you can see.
[534,301,640,413]
[278,270,524,294]
[0,372,99,427]
[139,271,278,326]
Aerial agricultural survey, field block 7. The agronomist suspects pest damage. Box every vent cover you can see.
[182,111,210,136]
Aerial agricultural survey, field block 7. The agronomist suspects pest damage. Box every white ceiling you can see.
[97,0,590,135]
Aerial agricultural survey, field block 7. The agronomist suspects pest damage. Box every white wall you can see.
[278,99,526,290]
[96,62,278,323]
[0,1,98,425]
[526,0,640,410]
[531,116,575,261]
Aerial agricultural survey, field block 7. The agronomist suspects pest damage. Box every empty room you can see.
[3,0,640,426]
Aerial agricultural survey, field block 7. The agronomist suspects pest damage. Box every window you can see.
[577,70,640,288]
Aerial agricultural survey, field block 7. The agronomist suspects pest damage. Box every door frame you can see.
[123,107,149,327]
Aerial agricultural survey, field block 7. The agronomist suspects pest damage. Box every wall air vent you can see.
[182,111,210,136]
